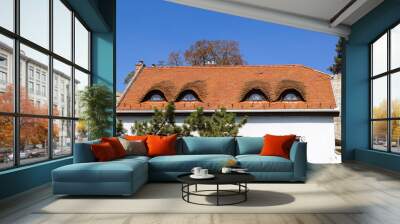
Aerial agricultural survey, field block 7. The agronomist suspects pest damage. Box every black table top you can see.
[177,172,255,185]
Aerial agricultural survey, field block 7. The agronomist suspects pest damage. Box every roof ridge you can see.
[143,64,305,69]
[297,64,332,76]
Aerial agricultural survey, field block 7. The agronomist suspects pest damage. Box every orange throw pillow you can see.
[146,134,177,157]
[260,134,296,159]
[91,142,117,162]
[124,135,148,141]
[101,137,127,158]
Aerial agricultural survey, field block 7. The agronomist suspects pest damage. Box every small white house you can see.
[117,63,339,163]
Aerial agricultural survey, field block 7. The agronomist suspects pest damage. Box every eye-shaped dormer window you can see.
[143,90,166,102]
[176,90,200,102]
[243,89,268,101]
[149,94,164,101]
[280,89,304,101]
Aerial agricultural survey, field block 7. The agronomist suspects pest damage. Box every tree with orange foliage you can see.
[184,40,245,66]
[0,85,14,150]
[372,99,400,145]
[0,116,13,149]
[0,85,59,151]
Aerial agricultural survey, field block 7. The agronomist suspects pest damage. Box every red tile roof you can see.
[117,65,336,112]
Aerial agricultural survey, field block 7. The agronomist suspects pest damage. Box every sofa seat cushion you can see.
[117,155,150,162]
[53,159,147,183]
[236,155,293,172]
[149,154,235,172]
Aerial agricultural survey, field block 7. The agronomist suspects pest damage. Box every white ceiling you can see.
[168,0,384,37]
[229,0,352,22]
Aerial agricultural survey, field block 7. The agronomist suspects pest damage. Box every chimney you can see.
[136,60,145,72]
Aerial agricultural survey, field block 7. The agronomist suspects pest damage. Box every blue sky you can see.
[117,0,338,92]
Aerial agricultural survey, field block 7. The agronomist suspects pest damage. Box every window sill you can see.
[0,156,72,175]
[355,148,400,172]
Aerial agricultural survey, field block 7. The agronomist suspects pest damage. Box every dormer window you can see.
[243,89,268,101]
[143,90,166,102]
[280,90,303,101]
[180,93,197,101]
[176,90,200,102]
[149,94,164,101]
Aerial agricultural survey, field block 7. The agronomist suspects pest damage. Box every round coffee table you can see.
[177,173,255,206]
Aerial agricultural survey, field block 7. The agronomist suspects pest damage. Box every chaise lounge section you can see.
[52,141,149,196]
[52,137,307,196]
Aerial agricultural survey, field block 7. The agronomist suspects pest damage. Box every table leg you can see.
[181,184,183,199]
[217,184,219,206]
[245,183,247,201]
[187,184,190,202]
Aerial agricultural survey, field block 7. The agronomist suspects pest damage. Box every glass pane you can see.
[391,120,400,153]
[391,24,400,70]
[75,120,88,143]
[20,117,49,165]
[0,34,14,112]
[0,0,14,31]
[53,119,72,157]
[391,72,400,118]
[247,93,266,101]
[74,18,89,70]
[20,44,49,115]
[372,121,388,151]
[372,33,387,76]
[53,59,72,117]
[20,0,49,49]
[0,116,14,170]
[74,69,89,118]
[372,76,387,119]
[53,0,72,60]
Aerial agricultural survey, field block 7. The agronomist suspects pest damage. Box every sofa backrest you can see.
[74,137,302,161]
[235,137,263,155]
[179,137,236,155]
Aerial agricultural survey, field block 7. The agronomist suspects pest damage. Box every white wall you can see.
[118,115,340,164]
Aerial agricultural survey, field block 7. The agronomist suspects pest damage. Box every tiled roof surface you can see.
[117,65,336,112]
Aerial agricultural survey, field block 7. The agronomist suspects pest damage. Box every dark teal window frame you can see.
[0,0,92,171]
[370,21,400,154]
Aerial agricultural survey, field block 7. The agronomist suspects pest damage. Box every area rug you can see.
[37,183,362,214]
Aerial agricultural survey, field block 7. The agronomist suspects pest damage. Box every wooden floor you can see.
[1,162,400,224]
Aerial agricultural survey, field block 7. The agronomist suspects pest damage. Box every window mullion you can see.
[388,30,391,153]
[48,0,54,160]
[370,45,373,149]
[71,10,76,154]
[13,0,20,167]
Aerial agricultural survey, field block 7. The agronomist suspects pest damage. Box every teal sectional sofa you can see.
[52,137,307,196]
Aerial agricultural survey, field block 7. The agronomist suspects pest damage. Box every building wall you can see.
[92,32,115,136]
[344,0,400,171]
[0,157,72,199]
[331,74,341,142]
[0,47,13,91]
[0,46,72,117]
[119,115,339,164]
